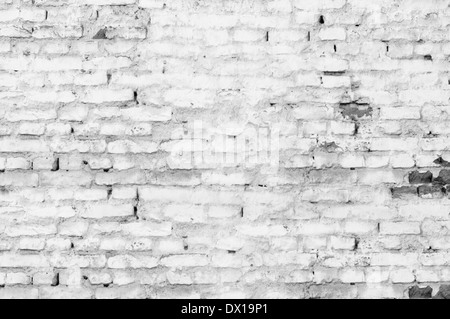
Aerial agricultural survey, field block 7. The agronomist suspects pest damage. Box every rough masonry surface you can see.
[0,0,450,299]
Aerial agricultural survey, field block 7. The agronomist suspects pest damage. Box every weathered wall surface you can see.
[0,0,450,299]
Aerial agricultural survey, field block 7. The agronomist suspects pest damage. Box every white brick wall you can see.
[0,0,449,299]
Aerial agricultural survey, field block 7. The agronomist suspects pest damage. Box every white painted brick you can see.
[33,271,57,286]
[112,187,137,200]
[416,269,441,283]
[390,153,415,168]
[18,238,45,251]
[0,254,50,268]
[5,157,31,170]
[390,269,415,283]
[371,253,419,266]
[28,206,76,219]
[0,0,447,299]
[380,107,421,120]
[82,89,134,104]
[329,236,356,250]
[339,153,365,168]
[59,267,82,286]
[293,0,346,10]
[107,140,158,154]
[380,222,421,235]
[81,204,134,219]
[5,273,31,285]
[59,220,89,237]
[339,269,365,283]
[122,222,172,237]
[319,28,347,41]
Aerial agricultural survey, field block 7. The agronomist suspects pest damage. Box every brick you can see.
[319,28,347,41]
[0,288,39,299]
[107,255,158,269]
[339,153,365,168]
[397,196,432,222]
[420,253,450,266]
[111,187,137,199]
[59,105,89,121]
[391,186,418,199]
[357,170,404,185]
[371,138,418,151]
[208,206,241,219]
[293,0,346,10]
[100,123,152,136]
[46,238,72,251]
[87,272,112,285]
[74,189,108,201]
[49,254,107,269]
[80,0,136,4]
[121,107,172,122]
[0,138,50,153]
[5,273,31,285]
[329,236,356,250]
[416,269,440,283]
[107,140,158,154]
[163,204,206,223]
[28,206,77,219]
[380,107,421,120]
[95,286,146,299]
[316,58,349,72]
[40,172,92,187]
[371,253,419,266]
[390,269,415,283]
[74,72,107,86]
[95,170,146,185]
[121,222,172,237]
[5,157,31,170]
[418,185,444,199]
[0,172,38,187]
[344,222,378,235]
[40,288,92,299]
[380,222,421,235]
[0,254,50,268]
[339,269,365,283]
[82,89,134,104]
[18,238,46,251]
[81,204,134,219]
[409,171,433,184]
[365,268,390,283]
[6,224,57,237]
[33,271,58,286]
[160,255,209,268]
[59,220,89,236]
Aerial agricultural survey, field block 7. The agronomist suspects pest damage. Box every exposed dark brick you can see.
[418,185,445,199]
[339,103,373,121]
[409,171,432,184]
[433,170,450,185]
[318,141,341,153]
[51,273,59,287]
[93,28,107,39]
[433,157,450,167]
[409,285,433,299]
[51,158,60,172]
[433,285,450,299]
[391,186,418,199]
